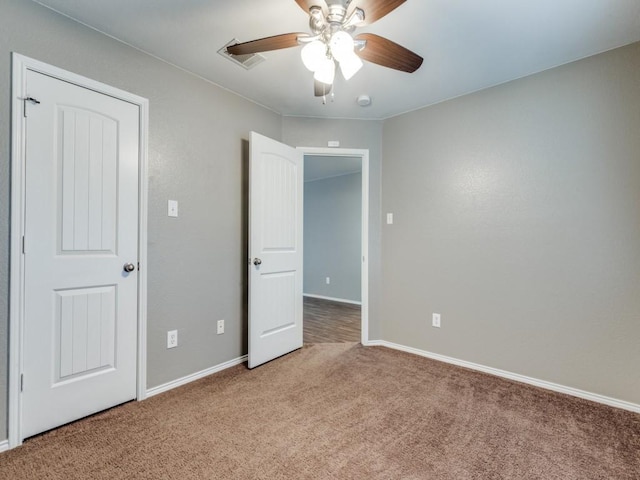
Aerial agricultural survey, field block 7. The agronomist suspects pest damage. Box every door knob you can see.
[253,258,262,266]
[123,263,136,273]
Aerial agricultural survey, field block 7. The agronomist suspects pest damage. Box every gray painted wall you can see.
[304,171,362,302]
[0,0,281,440]
[282,118,383,340]
[381,42,640,404]
[1,0,637,446]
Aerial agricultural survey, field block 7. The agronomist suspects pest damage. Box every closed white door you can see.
[248,132,303,368]
[21,70,140,438]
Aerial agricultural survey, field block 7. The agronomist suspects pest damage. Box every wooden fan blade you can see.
[314,80,332,97]
[294,0,328,15]
[348,0,406,25]
[226,33,304,56]
[355,33,423,73]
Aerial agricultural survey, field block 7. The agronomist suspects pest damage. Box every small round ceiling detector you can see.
[357,94,372,107]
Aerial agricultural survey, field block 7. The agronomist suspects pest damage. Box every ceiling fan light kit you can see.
[313,56,336,85]
[301,30,363,84]
[329,30,356,62]
[226,0,422,99]
[301,40,326,71]
[339,53,363,81]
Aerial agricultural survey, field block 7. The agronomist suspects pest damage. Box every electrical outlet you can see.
[432,313,441,328]
[167,330,178,348]
[325,277,331,285]
[217,319,225,335]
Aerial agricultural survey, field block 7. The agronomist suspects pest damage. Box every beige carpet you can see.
[1,343,639,479]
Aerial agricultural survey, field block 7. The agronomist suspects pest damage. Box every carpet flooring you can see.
[1,343,638,479]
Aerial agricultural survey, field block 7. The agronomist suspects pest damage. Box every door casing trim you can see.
[297,147,370,345]
[8,53,149,448]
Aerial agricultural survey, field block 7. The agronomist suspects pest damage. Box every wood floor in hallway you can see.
[303,296,361,344]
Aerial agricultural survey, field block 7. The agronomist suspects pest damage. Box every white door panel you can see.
[248,132,303,368]
[59,107,118,252]
[22,70,139,438]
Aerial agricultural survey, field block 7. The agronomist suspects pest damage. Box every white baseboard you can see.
[303,293,361,306]
[146,355,247,398]
[368,340,640,414]
[0,440,8,453]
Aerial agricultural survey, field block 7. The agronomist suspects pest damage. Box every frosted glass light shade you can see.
[329,31,354,62]
[301,41,327,72]
[339,52,363,80]
[313,58,336,85]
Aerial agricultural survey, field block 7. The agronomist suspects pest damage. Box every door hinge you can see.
[22,235,25,254]
[20,374,24,392]
[23,96,40,117]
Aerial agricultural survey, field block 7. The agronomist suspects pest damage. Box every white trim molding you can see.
[0,440,9,453]
[368,340,640,414]
[146,356,248,398]
[8,53,149,449]
[135,84,150,404]
[303,293,362,306]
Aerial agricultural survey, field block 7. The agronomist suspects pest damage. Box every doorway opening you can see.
[299,148,369,345]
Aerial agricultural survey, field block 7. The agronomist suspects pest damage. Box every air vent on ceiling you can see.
[218,38,266,70]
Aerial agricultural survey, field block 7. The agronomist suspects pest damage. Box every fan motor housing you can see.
[327,4,347,24]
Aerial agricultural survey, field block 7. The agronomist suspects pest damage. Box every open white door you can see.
[248,132,303,368]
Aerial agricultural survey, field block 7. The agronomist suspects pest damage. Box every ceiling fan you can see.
[226,0,423,98]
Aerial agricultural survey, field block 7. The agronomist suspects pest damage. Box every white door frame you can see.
[298,147,370,345]
[8,53,149,448]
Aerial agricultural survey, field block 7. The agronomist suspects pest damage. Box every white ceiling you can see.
[34,0,640,120]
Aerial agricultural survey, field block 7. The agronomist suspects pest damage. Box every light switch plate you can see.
[168,200,178,217]
[386,213,394,225]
